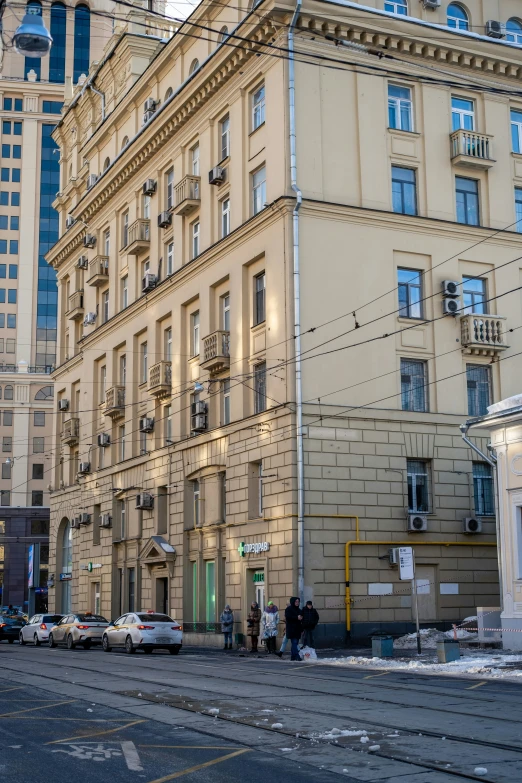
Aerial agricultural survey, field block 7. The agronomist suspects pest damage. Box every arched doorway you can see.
[57,518,72,613]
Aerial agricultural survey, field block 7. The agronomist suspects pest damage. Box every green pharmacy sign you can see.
[237,541,270,557]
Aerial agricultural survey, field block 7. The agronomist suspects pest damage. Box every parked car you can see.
[48,613,110,650]
[0,614,26,643]
[19,614,63,646]
[102,611,182,655]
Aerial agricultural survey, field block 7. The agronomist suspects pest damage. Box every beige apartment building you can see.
[46,0,522,643]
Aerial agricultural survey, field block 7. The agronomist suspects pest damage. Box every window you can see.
[452,97,474,131]
[0,265,5,277]
[191,311,200,356]
[222,294,230,332]
[9,241,18,255]
[32,463,44,480]
[166,169,174,210]
[0,194,6,206]
[121,275,128,309]
[10,216,19,230]
[35,385,52,400]
[398,268,422,318]
[73,4,91,83]
[128,568,135,612]
[5,339,13,354]
[388,84,413,131]
[252,166,266,215]
[120,354,126,386]
[2,122,10,134]
[220,115,230,160]
[103,157,110,171]
[192,220,200,258]
[401,359,427,412]
[252,85,265,130]
[0,241,6,254]
[102,290,109,323]
[31,491,44,507]
[34,411,45,426]
[506,18,522,45]
[2,436,12,452]
[11,193,19,207]
[14,122,22,136]
[8,264,17,278]
[189,58,199,75]
[193,479,200,525]
[119,425,126,462]
[384,0,407,14]
[462,276,486,314]
[447,3,469,30]
[2,145,10,158]
[222,378,230,425]
[191,144,200,177]
[248,462,263,518]
[467,365,491,416]
[167,241,174,275]
[0,218,6,231]
[33,437,44,453]
[473,462,494,516]
[12,146,21,160]
[254,272,266,325]
[165,327,172,360]
[1,463,10,480]
[221,197,230,237]
[49,2,66,83]
[143,193,151,220]
[141,342,148,383]
[42,101,63,114]
[0,490,10,505]
[0,170,8,182]
[516,188,522,232]
[511,109,522,154]
[165,404,172,444]
[392,166,416,215]
[122,211,129,248]
[100,365,106,402]
[104,229,110,256]
[12,170,20,184]
[254,362,267,413]
[119,500,126,539]
[3,411,12,426]
[121,136,129,150]
[456,176,479,225]
[407,459,430,513]
[218,25,229,43]
[0,315,5,327]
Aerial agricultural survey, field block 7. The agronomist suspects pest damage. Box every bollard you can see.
[437,639,460,663]
[371,635,394,658]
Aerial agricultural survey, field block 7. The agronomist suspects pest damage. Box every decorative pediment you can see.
[140,535,176,567]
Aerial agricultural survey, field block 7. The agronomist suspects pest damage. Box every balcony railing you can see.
[174,175,200,216]
[87,256,109,287]
[460,313,508,356]
[104,385,126,419]
[66,290,84,320]
[450,130,495,169]
[61,417,80,445]
[200,330,230,375]
[148,360,172,398]
[126,219,151,255]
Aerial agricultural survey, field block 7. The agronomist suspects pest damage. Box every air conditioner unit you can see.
[71,518,81,529]
[191,413,207,433]
[191,401,207,416]
[422,0,440,7]
[77,255,88,270]
[78,462,90,474]
[442,280,459,298]
[136,492,154,510]
[86,174,98,190]
[83,312,96,326]
[443,298,460,316]
[142,179,157,196]
[463,517,482,534]
[58,399,69,412]
[100,513,112,528]
[97,432,110,447]
[65,215,75,229]
[139,417,155,433]
[80,513,91,525]
[486,20,505,38]
[144,98,157,113]
[142,272,157,293]
[158,211,172,229]
[83,234,96,248]
[208,166,226,185]
[388,547,399,566]
[408,514,428,532]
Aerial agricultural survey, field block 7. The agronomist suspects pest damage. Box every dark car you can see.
[0,614,26,643]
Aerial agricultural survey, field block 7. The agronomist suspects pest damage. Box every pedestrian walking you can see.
[261,601,279,653]
[285,597,303,661]
[220,604,234,650]
[301,600,319,648]
[276,601,291,658]
[247,601,262,653]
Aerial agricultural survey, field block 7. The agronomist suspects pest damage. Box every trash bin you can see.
[371,635,393,658]
[437,639,460,663]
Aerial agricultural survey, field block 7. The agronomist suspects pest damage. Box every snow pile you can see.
[318,653,522,679]
[207,708,219,716]
[315,728,368,740]
[271,723,283,729]
[474,768,488,776]
[393,627,477,649]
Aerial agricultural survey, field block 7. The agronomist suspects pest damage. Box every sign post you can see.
[398,546,421,655]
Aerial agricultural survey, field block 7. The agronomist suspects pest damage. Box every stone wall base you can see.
[501,616,522,651]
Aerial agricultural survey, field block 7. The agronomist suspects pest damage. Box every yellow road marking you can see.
[0,687,24,694]
[466,681,487,690]
[46,718,147,744]
[146,749,250,783]
[0,700,75,718]
[363,672,389,680]
[140,745,243,750]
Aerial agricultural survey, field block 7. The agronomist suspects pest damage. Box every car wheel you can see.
[169,646,180,655]
[66,634,76,650]
[102,635,112,653]
[143,647,153,655]
[33,634,40,647]
[125,635,135,655]
[18,632,25,646]
[48,633,57,648]
[83,640,92,650]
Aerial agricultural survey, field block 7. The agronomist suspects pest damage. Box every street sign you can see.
[398,546,414,581]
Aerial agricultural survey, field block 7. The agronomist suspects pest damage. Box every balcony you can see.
[450,130,495,170]
[61,417,80,446]
[173,175,200,216]
[66,290,84,321]
[126,219,151,256]
[200,330,230,375]
[87,256,109,287]
[148,360,172,399]
[104,385,126,419]
[460,313,509,356]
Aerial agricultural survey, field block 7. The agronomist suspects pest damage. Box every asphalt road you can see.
[2,644,522,782]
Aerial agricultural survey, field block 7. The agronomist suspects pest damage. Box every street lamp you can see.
[12,9,52,58]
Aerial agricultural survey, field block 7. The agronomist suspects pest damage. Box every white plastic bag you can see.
[299,646,317,661]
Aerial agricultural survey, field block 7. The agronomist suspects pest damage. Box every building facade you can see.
[47,0,522,643]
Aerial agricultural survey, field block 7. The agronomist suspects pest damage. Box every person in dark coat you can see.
[247,601,261,653]
[284,597,303,661]
[301,600,319,648]
[220,605,234,650]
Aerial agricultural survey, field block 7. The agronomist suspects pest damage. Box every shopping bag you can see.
[299,646,317,661]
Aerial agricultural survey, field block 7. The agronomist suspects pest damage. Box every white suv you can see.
[102,612,182,655]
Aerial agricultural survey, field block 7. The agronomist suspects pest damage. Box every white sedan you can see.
[19,613,63,646]
[102,611,182,655]
[48,613,110,649]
